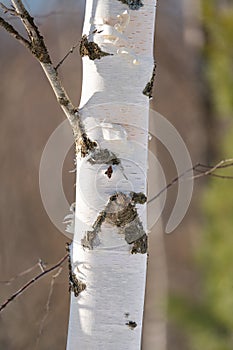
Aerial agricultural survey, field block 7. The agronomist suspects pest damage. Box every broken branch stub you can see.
[81,192,148,254]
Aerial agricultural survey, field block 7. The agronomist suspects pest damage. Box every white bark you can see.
[67,1,156,349]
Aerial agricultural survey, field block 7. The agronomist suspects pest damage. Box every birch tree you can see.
[67,1,156,349]
[0,0,157,348]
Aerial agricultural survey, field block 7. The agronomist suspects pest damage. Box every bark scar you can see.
[81,192,147,254]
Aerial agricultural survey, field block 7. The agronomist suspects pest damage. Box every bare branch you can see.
[197,161,233,170]
[0,3,17,15]
[193,169,233,180]
[0,0,97,156]
[0,16,30,48]
[147,165,195,204]
[0,253,68,313]
[192,159,233,179]
[10,0,51,63]
[148,159,233,204]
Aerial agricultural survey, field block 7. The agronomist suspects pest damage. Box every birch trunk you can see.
[67,1,157,348]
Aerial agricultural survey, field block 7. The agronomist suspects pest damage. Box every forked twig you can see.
[0,260,45,285]
[0,3,17,16]
[0,254,68,312]
[148,159,233,204]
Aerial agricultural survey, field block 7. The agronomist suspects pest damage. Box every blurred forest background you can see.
[0,0,232,349]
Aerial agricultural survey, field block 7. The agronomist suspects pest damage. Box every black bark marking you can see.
[143,62,157,99]
[126,321,137,329]
[105,165,113,179]
[66,243,86,297]
[118,0,143,10]
[81,192,148,254]
[80,35,112,60]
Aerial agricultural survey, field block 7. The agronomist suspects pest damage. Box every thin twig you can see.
[197,161,233,170]
[35,267,63,349]
[0,3,17,15]
[55,41,80,71]
[0,259,46,285]
[194,169,233,180]
[148,159,233,204]
[148,165,195,204]
[0,253,68,313]
[192,159,230,179]
[55,30,104,71]
[0,16,31,48]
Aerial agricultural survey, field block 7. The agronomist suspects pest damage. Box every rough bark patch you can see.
[80,35,112,60]
[87,148,120,166]
[81,192,148,254]
[143,62,157,99]
[66,243,86,297]
[118,0,143,10]
[77,134,97,158]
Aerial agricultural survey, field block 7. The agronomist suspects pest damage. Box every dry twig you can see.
[148,159,233,204]
[0,253,68,313]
